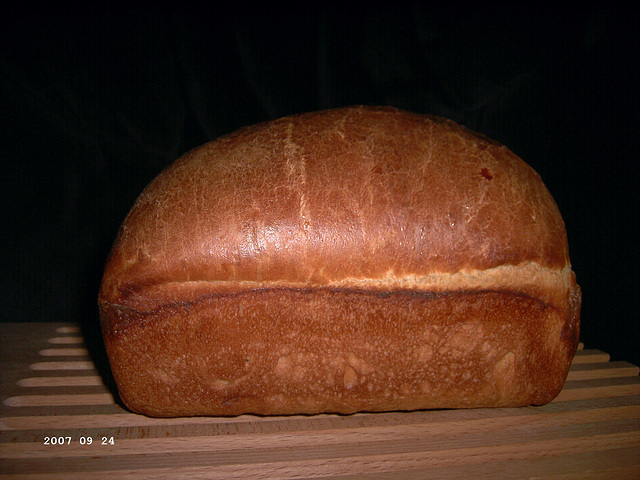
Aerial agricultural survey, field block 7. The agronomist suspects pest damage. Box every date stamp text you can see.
[43,436,115,445]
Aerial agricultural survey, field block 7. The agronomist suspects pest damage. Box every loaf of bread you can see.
[98,105,581,417]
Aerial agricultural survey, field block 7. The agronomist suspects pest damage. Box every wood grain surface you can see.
[1,322,639,479]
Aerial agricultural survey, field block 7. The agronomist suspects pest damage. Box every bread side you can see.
[100,278,580,417]
[99,106,581,417]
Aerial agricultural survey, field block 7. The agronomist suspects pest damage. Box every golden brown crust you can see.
[99,106,580,417]
[100,106,569,308]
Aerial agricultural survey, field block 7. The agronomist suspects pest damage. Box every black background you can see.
[1,6,637,367]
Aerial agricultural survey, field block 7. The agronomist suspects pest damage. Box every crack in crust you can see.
[104,262,575,314]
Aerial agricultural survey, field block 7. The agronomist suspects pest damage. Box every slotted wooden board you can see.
[1,322,639,479]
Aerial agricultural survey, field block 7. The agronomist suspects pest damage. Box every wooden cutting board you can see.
[1,322,639,479]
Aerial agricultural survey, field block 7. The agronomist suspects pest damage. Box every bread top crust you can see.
[100,106,572,311]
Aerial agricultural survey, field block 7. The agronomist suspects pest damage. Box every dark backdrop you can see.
[1,6,637,366]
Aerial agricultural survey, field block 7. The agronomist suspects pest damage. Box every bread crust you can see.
[99,106,580,417]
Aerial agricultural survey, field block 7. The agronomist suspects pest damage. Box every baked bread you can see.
[98,105,581,417]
